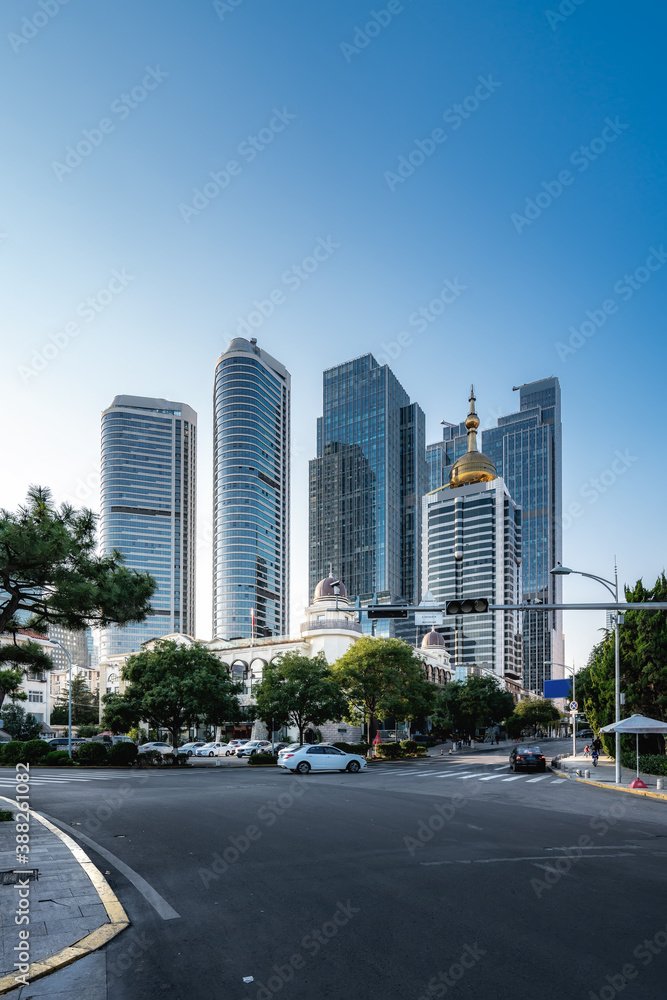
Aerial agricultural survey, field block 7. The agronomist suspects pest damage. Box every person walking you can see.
[584,745,590,757]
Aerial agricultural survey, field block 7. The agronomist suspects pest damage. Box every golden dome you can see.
[449,386,497,488]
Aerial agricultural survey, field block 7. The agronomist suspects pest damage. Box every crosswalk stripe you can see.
[493,766,508,771]
[551,778,566,784]
[478,775,502,781]
[457,774,481,780]
[525,775,549,783]
[501,776,523,782]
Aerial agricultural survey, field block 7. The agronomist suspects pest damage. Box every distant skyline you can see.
[2,0,665,669]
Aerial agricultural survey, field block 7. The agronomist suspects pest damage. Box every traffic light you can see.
[445,598,489,615]
[367,607,409,619]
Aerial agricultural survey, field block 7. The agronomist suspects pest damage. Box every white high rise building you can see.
[213,338,290,640]
[422,389,523,695]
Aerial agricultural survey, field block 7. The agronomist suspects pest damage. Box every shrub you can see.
[23,740,51,765]
[1,742,26,765]
[400,740,419,753]
[620,752,667,777]
[106,742,138,766]
[332,742,370,755]
[137,749,164,767]
[76,742,108,765]
[0,808,14,821]
[248,753,278,766]
[45,750,73,766]
[375,742,403,759]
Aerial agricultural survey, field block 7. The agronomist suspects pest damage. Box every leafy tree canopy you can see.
[104,640,242,747]
[0,485,156,637]
[333,637,435,739]
[253,651,348,743]
[52,674,98,725]
[578,574,667,755]
[432,674,514,737]
[1,703,42,741]
[510,697,561,734]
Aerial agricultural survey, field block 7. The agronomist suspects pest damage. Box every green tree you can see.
[0,485,156,647]
[1,703,42,741]
[333,637,434,741]
[51,675,98,725]
[509,697,561,735]
[106,640,241,748]
[253,652,348,744]
[432,674,514,738]
[0,638,53,708]
[579,574,667,755]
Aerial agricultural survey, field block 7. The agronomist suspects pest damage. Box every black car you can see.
[509,746,547,772]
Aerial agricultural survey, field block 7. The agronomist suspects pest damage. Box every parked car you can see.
[509,746,546,772]
[46,737,90,752]
[577,729,594,740]
[178,742,205,756]
[194,742,229,757]
[278,744,366,774]
[138,742,174,756]
[236,740,273,758]
[92,734,135,746]
[226,739,250,756]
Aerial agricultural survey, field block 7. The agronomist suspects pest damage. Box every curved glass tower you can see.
[99,395,197,658]
[213,338,290,640]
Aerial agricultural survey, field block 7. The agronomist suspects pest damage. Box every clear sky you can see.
[2,0,665,670]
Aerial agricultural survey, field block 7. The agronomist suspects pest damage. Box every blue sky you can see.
[2,0,665,667]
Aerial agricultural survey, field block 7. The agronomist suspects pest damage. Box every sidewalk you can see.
[0,795,128,995]
[553,753,667,800]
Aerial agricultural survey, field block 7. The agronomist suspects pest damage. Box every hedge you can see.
[45,750,73,766]
[76,742,108,765]
[23,740,50,765]
[332,742,370,755]
[107,742,139,766]
[248,753,278,766]
[0,742,26,765]
[620,752,667,777]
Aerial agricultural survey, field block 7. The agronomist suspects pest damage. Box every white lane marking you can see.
[501,776,523,782]
[493,766,508,771]
[421,852,635,866]
[551,779,566,784]
[457,774,481,780]
[40,811,181,920]
[478,775,502,781]
[526,775,549,783]
[436,772,475,779]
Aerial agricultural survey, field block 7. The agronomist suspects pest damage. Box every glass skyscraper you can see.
[482,377,563,694]
[213,338,290,640]
[309,355,427,610]
[99,395,197,658]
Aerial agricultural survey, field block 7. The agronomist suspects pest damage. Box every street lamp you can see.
[49,639,72,759]
[551,563,621,784]
[545,660,577,760]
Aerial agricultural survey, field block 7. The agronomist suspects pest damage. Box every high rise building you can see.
[99,395,197,658]
[309,354,427,612]
[213,338,290,641]
[422,389,523,692]
[482,377,563,694]
[427,419,468,493]
[47,625,90,672]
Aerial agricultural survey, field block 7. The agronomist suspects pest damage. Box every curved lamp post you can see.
[551,564,621,784]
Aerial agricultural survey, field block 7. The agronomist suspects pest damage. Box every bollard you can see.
[657,778,664,791]
[585,769,590,779]
[576,768,582,777]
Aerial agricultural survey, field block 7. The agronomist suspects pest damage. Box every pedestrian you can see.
[584,745,590,757]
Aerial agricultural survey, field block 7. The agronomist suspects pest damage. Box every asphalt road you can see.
[7,739,667,1000]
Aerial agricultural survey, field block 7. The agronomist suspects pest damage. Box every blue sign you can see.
[543,679,572,699]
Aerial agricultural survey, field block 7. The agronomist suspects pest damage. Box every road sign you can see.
[570,701,578,711]
[415,611,443,626]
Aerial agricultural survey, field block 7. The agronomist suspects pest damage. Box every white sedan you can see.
[278,744,366,774]
[195,742,229,757]
[137,742,173,756]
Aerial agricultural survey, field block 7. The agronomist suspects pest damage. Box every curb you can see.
[549,768,667,802]
[0,795,129,995]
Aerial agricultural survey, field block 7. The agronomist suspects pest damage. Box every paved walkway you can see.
[0,794,128,996]
[553,752,667,798]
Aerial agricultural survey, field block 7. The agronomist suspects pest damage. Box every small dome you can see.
[422,627,446,648]
[313,576,348,602]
